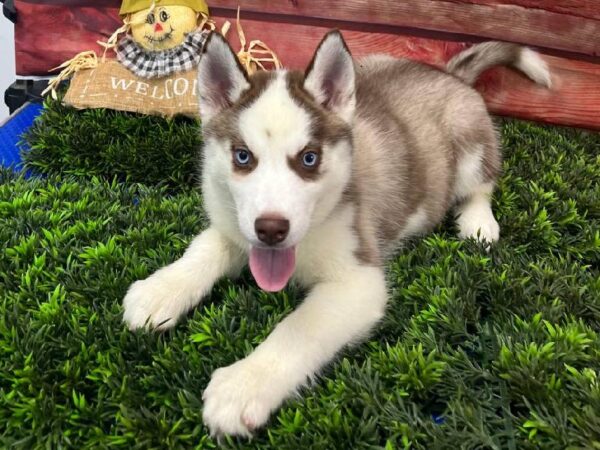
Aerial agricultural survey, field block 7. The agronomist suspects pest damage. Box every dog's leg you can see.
[122,228,246,330]
[452,130,501,245]
[455,181,500,243]
[201,265,387,437]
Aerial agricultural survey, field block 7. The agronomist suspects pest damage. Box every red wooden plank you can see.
[12,2,600,129]
[443,0,600,20]
[476,56,600,129]
[14,2,121,75]
[213,17,462,70]
[15,0,597,20]
[214,15,600,130]
[211,0,600,57]
[14,1,600,74]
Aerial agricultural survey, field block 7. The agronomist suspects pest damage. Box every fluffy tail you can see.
[447,42,551,87]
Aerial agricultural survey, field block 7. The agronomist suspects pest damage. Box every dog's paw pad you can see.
[241,399,272,431]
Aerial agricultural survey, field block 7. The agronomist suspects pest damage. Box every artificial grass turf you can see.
[22,100,202,189]
[1,100,599,449]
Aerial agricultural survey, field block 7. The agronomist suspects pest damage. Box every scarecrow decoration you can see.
[43,2,281,118]
[116,0,209,79]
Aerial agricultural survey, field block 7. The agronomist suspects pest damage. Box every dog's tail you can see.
[447,42,551,88]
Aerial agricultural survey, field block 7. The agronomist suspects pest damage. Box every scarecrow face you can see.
[131,5,198,51]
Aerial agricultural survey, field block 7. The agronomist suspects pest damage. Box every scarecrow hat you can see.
[120,0,209,16]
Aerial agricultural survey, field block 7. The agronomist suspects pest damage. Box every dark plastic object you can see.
[4,80,51,114]
[2,0,17,23]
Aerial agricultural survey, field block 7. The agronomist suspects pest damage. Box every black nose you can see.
[255,216,290,246]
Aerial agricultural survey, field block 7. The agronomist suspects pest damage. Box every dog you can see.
[122,30,551,436]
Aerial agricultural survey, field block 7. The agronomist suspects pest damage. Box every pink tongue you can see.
[249,246,296,292]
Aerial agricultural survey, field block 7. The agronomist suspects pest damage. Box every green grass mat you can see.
[1,99,599,449]
[22,100,202,189]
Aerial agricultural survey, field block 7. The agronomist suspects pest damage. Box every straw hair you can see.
[42,51,99,100]
[224,7,282,74]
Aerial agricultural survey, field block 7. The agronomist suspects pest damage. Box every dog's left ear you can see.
[304,30,355,122]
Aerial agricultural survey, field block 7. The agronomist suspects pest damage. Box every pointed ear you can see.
[197,32,250,121]
[304,30,355,122]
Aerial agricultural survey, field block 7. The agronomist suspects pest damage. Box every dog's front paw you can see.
[456,202,500,244]
[202,358,289,437]
[122,272,187,331]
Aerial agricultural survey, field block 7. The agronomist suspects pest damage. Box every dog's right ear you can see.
[304,30,355,123]
[197,32,250,121]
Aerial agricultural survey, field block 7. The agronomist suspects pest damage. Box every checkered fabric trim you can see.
[116,30,208,79]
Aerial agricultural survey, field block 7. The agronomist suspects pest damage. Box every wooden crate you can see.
[13,0,600,129]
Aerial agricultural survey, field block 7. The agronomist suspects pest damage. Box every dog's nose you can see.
[255,216,290,246]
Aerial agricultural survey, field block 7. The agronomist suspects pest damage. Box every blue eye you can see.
[234,148,252,166]
[302,151,319,167]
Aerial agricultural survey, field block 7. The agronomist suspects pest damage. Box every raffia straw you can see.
[199,12,217,32]
[42,51,98,100]
[233,7,281,74]
[198,8,280,73]
[221,20,231,37]
[97,18,131,62]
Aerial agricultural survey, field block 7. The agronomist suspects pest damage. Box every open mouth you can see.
[249,246,296,292]
[144,27,174,44]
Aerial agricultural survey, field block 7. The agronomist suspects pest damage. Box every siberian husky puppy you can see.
[123,30,550,436]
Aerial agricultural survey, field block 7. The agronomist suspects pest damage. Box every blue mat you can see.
[0,102,44,173]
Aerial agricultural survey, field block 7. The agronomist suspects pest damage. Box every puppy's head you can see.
[197,30,355,291]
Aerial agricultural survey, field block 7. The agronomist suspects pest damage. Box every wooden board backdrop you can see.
[13,0,600,129]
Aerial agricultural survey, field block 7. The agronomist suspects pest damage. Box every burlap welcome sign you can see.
[64,60,200,118]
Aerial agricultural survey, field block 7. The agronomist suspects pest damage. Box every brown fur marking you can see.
[287,147,323,181]
[203,71,276,142]
[231,146,258,175]
[286,71,352,147]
